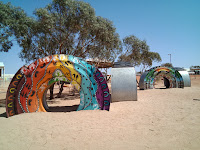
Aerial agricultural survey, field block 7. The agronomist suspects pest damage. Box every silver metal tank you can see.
[111,62,137,102]
[139,71,148,90]
[178,71,191,87]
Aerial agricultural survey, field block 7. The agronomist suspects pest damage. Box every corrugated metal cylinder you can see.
[178,71,191,87]
[111,67,137,102]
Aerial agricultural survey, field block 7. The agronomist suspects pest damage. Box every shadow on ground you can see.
[47,105,79,112]
[0,105,79,118]
[193,99,200,101]
[0,112,6,118]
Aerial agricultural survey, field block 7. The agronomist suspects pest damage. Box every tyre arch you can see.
[139,66,184,90]
[6,55,110,117]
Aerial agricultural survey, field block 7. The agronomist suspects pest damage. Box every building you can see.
[190,66,200,75]
[0,62,5,80]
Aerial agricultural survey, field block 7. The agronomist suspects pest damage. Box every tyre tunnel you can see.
[6,55,111,117]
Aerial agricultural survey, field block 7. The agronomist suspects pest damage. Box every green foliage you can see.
[0,2,34,52]
[118,35,161,72]
[17,0,122,62]
[161,63,173,68]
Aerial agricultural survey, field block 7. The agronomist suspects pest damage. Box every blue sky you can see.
[0,0,200,74]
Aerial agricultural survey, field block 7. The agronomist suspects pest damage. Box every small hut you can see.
[86,58,113,80]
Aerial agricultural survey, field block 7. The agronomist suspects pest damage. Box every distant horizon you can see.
[0,0,200,74]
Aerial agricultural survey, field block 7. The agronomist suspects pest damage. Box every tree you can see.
[140,51,162,73]
[17,0,122,63]
[0,0,122,99]
[0,2,34,52]
[161,63,173,68]
[1,0,122,62]
[118,35,161,72]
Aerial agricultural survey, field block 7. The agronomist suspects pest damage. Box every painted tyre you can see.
[6,55,111,117]
[139,66,184,90]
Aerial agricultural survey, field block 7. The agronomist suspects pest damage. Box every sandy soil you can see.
[0,76,200,150]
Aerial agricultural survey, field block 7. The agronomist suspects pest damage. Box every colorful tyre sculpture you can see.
[139,66,184,90]
[6,55,110,117]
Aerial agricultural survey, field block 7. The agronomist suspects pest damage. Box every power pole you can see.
[168,54,171,64]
